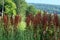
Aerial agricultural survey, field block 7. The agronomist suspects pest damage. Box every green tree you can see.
[14,0,28,21]
[0,0,3,5]
[4,0,16,16]
[26,5,37,16]
[0,0,4,12]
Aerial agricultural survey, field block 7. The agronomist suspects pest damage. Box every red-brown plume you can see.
[53,13,59,28]
[14,14,21,26]
[32,16,37,27]
[26,13,33,26]
[3,14,8,26]
[42,13,48,30]
[35,12,41,24]
[48,14,51,24]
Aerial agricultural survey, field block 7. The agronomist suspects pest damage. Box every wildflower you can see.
[42,13,48,25]
[26,16,31,26]
[14,14,21,26]
[42,13,48,30]
[48,14,53,29]
[3,14,8,26]
[35,13,41,24]
[53,13,59,28]
[26,13,33,26]
[32,16,37,27]
[28,13,33,21]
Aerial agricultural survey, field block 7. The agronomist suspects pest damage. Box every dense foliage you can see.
[14,0,28,21]
[26,5,37,16]
[0,0,60,40]
[4,0,16,15]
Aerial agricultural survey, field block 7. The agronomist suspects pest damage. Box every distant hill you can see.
[28,3,60,14]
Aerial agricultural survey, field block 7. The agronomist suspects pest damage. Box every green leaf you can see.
[18,21,26,31]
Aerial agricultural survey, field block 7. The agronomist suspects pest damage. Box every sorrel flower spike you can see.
[26,13,33,26]
[14,14,21,26]
[42,13,48,30]
[53,13,59,28]
[35,12,41,24]
[3,14,8,26]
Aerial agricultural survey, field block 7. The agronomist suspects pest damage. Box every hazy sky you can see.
[25,0,60,5]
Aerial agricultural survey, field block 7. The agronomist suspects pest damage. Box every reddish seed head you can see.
[42,13,48,30]
[3,14,8,26]
[35,13,41,24]
[47,14,53,26]
[10,16,14,25]
[14,14,20,26]
[28,13,33,21]
[32,16,37,27]
[42,13,48,25]
[53,13,59,27]
[26,16,31,26]
[26,13,33,26]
